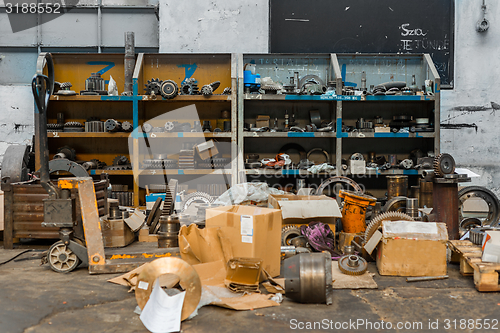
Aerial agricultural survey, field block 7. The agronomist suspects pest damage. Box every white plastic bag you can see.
[108,75,118,96]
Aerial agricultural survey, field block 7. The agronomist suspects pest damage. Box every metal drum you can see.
[387,175,408,199]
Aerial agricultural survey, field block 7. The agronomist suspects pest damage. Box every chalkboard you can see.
[270,0,454,87]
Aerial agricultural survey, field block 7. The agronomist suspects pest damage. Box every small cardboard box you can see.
[376,221,448,277]
[256,115,270,128]
[482,230,500,263]
[205,205,282,277]
[268,194,341,227]
[195,139,219,160]
[100,218,136,248]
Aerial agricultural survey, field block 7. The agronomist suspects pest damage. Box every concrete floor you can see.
[1,241,499,333]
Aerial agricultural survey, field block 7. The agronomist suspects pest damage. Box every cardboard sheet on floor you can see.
[331,263,377,289]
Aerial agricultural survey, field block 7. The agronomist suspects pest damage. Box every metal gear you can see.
[201,85,213,96]
[350,153,365,161]
[164,121,175,132]
[181,191,214,215]
[144,78,162,96]
[382,196,408,213]
[338,254,368,275]
[458,186,500,227]
[90,158,106,169]
[222,87,231,95]
[121,121,133,132]
[315,176,364,196]
[433,153,455,177]
[113,155,129,166]
[47,123,63,130]
[469,227,494,245]
[55,146,76,161]
[160,80,179,99]
[281,225,301,246]
[365,211,414,242]
[142,123,153,133]
[181,78,199,95]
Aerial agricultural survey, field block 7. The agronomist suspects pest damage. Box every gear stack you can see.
[141,158,177,170]
[179,148,195,169]
[64,121,84,132]
[105,155,132,170]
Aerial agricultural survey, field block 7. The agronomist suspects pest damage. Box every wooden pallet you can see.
[449,240,500,292]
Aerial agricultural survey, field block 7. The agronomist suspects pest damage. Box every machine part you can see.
[1,144,30,183]
[81,160,97,171]
[309,110,321,127]
[85,120,104,133]
[470,227,493,245]
[338,254,368,275]
[399,159,414,170]
[289,236,308,248]
[284,252,333,305]
[350,153,364,161]
[157,215,181,247]
[406,198,419,218]
[315,176,363,196]
[113,155,129,166]
[105,119,122,132]
[201,84,213,96]
[299,74,326,89]
[306,148,329,164]
[135,257,202,321]
[63,121,84,132]
[281,225,302,246]
[151,127,164,133]
[148,184,167,193]
[181,191,214,216]
[47,240,81,273]
[123,32,135,95]
[121,121,133,132]
[54,82,76,96]
[105,165,132,170]
[261,85,280,94]
[365,211,415,242]
[147,197,164,233]
[144,78,162,96]
[181,78,199,95]
[164,121,175,132]
[344,245,355,255]
[458,186,500,227]
[339,190,377,233]
[160,80,179,99]
[47,123,64,131]
[90,159,105,169]
[222,87,231,95]
[48,159,89,177]
[387,175,408,199]
[433,153,455,177]
[209,81,220,92]
[383,196,408,213]
[356,118,374,131]
[460,217,482,237]
[142,123,153,133]
[81,72,107,95]
[278,143,307,163]
[55,146,76,161]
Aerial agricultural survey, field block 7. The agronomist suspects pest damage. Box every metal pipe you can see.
[124,32,135,95]
[97,0,102,53]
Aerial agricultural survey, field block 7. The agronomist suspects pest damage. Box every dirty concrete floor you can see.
[1,243,499,333]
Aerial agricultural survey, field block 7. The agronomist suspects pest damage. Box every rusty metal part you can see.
[344,245,355,255]
[433,179,460,240]
[201,84,213,96]
[387,175,408,199]
[315,176,363,196]
[281,225,302,246]
[434,153,455,177]
[181,78,199,95]
[383,196,407,213]
[123,32,135,96]
[55,146,76,161]
[160,80,179,99]
[399,159,414,170]
[157,215,180,247]
[148,197,164,233]
[113,155,129,166]
[419,179,433,208]
[49,159,89,177]
[458,186,500,227]
[406,198,419,218]
[350,152,364,161]
[339,190,377,233]
[460,217,482,237]
[144,78,162,96]
[47,240,81,273]
[1,144,30,183]
[284,252,333,305]
[135,257,202,321]
[365,211,414,242]
[470,226,497,245]
[338,254,368,275]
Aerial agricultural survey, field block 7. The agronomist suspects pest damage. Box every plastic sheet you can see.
[213,182,285,206]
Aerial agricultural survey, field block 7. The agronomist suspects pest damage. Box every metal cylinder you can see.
[284,252,333,304]
[419,179,433,208]
[387,175,408,200]
[109,206,121,220]
[339,190,377,233]
[433,181,459,240]
[158,215,180,248]
[406,198,419,218]
[124,32,135,95]
[57,112,65,125]
[105,119,122,132]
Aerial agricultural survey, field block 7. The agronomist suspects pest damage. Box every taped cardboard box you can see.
[195,140,219,160]
[205,205,282,277]
[376,221,448,277]
[268,194,341,230]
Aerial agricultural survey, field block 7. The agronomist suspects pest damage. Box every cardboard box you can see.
[100,218,135,248]
[138,227,159,242]
[268,194,341,227]
[195,139,219,160]
[256,115,270,128]
[376,221,448,277]
[482,230,500,263]
[205,205,282,277]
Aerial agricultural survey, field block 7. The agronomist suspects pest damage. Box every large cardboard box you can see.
[268,194,341,227]
[376,221,448,277]
[205,205,282,277]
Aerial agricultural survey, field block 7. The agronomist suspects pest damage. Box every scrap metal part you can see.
[48,159,88,177]
[135,257,202,321]
[433,153,455,177]
[54,146,76,161]
[201,84,213,96]
[181,78,199,95]
[121,121,133,132]
[365,211,414,243]
[144,78,162,96]
[350,153,364,161]
[181,191,214,216]
[113,155,130,166]
[315,176,363,196]
[281,225,302,246]
[284,252,333,305]
[383,196,408,213]
[160,80,179,99]
[469,227,493,245]
[338,254,368,275]
[222,87,231,95]
[458,186,500,227]
[105,119,122,132]
[1,144,30,182]
[460,217,482,237]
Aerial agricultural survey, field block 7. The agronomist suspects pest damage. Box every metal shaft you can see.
[124,32,135,95]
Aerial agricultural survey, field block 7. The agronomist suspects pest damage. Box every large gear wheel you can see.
[382,196,408,213]
[281,225,301,246]
[144,78,162,95]
[180,191,214,215]
[433,153,455,177]
[55,146,76,161]
[160,80,179,99]
[338,254,368,275]
[458,186,500,227]
[365,211,414,242]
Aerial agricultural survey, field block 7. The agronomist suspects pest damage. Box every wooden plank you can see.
[474,270,500,292]
[48,132,131,138]
[460,258,474,276]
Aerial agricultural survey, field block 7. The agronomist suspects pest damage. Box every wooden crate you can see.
[448,240,500,292]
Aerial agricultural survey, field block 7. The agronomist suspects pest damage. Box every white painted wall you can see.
[440,0,500,194]
[159,0,269,53]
